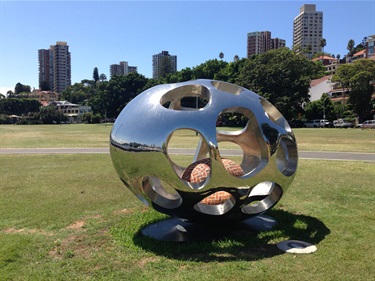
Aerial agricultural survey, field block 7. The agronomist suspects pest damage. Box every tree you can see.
[237,48,320,120]
[193,59,228,80]
[347,39,355,56]
[40,81,50,91]
[14,83,31,95]
[332,59,375,122]
[158,56,174,78]
[38,105,63,124]
[61,83,92,104]
[0,98,40,115]
[219,52,224,60]
[93,67,99,83]
[99,73,107,82]
[320,38,327,62]
[89,72,148,118]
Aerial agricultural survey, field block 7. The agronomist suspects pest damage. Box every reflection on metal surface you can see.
[110,80,298,224]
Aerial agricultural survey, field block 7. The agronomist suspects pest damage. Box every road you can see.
[1,148,374,162]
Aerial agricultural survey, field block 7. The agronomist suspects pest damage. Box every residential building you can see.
[28,90,59,106]
[247,31,285,57]
[366,35,375,60]
[352,50,366,62]
[38,41,71,93]
[49,100,91,123]
[312,55,339,75]
[152,51,177,79]
[271,38,286,50]
[38,49,52,90]
[293,4,323,57]
[110,61,137,79]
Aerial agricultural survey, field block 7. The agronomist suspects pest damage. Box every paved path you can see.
[1,148,374,162]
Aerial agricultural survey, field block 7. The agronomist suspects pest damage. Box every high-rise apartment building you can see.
[271,38,286,50]
[38,41,71,93]
[38,49,52,90]
[152,51,177,79]
[247,31,285,57]
[110,61,137,79]
[293,4,323,57]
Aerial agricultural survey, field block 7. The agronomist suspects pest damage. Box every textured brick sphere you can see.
[182,158,244,205]
[110,79,298,224]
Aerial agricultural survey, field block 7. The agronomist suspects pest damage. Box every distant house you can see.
[312,56,340,75]
[309,75,350,102]
[352,49,366,62]
[28,90,59,105]
[48,100,91,123]
[309,75,333,101]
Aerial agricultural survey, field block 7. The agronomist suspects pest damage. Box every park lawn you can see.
[1,154,374,280]
[1,124,375,153]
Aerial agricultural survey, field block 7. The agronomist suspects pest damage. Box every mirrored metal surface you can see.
[110,79,298,224]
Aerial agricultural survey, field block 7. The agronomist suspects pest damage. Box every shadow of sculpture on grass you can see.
[130,209,330,262]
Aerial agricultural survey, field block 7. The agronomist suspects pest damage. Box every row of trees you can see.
[1,46,374,124]
[62,47,374,123]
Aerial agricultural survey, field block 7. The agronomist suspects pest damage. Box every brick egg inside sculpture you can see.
[110,79,298,224]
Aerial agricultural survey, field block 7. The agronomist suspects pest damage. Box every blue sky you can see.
[0,0,374,94]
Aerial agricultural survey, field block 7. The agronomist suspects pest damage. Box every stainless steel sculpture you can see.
[110,79,297,227]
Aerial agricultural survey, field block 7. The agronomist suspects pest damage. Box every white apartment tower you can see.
[293,4,323,57]
[110,61,138,79]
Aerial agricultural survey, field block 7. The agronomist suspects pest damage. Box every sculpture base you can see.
[141,215,277,242]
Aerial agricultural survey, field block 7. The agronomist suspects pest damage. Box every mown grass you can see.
[1,154,375,280]
[1,124,374,153]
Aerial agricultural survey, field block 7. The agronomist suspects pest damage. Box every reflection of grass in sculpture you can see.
[1,124,374,153]
[1,154,375,280]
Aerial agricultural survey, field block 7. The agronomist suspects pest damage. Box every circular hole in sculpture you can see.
[216,108,266,176]
[211,81,244,95]
[181,158,211,189]
[259,97,291,132]
[142,176,182,209]
[194,191,236,215]
[167,129,209,168]
[160,84,210,110]
[276,137,298,176]
[241,182,282,215]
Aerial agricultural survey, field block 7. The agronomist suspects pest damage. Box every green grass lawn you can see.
[0,124,374,280]
[1,154,375,280]
[1,124,374,153]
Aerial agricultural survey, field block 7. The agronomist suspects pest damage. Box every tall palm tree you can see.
[320,38,327,63]
[347,39,355,56]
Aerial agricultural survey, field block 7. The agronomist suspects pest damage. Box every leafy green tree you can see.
[193,59,228,80]
[237,48,319,120]
[215,58,247,83]
[320,38,327,60]
[99,73,107,82]
[93,67,99,83]
[14,83,31,95]
[40,81,50,91]
[0,98,40,115]
[61,83,92,105]
[347,39,355,56]
[89,72,148,118]
[158,56,175,78]
[38,105,63,124]
[304,93,335,120]
[332,59,375,121]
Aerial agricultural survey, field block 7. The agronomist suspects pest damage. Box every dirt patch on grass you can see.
[137,256,159,268]
[3,227,54,236]
[66,220,85,229]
